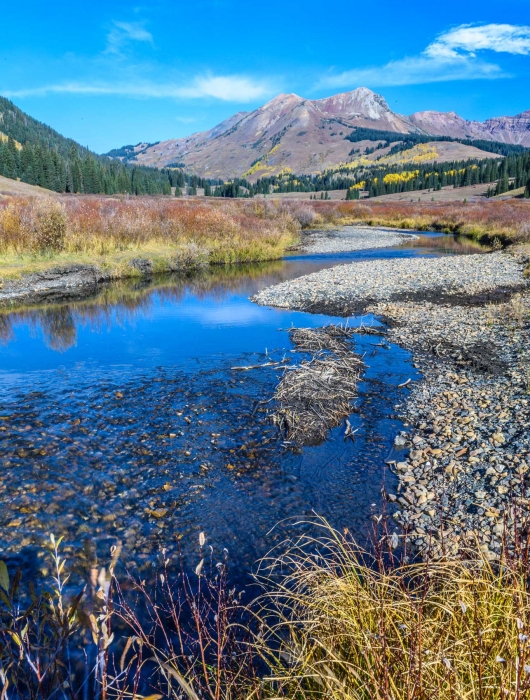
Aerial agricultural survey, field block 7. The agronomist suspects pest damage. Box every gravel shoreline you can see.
[376,295,530,560]
[253,249,530,557]
[298,225,418,254]
[253,251,527,315]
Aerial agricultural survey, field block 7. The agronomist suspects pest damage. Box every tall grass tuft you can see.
[254,518,530,700]
[2,523,530,698]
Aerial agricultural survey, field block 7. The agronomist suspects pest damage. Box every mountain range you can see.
[109,88,530,180]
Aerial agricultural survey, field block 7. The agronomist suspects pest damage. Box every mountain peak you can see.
[108,87,530,176]
[261,93,303,109]
[314,87,392,120]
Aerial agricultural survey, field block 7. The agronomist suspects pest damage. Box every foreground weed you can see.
[253,518,530,700]
[3,522,530,699]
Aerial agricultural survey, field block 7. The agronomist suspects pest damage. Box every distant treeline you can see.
[344,126,527,158]
[1,91,529,199]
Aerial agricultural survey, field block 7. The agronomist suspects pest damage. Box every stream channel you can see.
[0,232,486,581]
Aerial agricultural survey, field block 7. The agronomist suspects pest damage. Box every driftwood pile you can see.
[272,326,364,446]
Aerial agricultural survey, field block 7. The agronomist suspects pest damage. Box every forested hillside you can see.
[214,151,530,199]
[0,96,175,195]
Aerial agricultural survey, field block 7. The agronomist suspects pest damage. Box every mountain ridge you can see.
[110,88,530,179]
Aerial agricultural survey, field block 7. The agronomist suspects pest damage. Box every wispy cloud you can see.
[105,20,154,54]
[426,23,530,58]
[180,75,271,101]
[319,23,530,88]
[3,74,273,102]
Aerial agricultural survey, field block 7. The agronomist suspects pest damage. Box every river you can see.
[0,233,486,579]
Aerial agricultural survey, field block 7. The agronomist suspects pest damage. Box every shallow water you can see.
[0,232,485,577]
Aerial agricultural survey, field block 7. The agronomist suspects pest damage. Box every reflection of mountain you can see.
[0,261,286,352]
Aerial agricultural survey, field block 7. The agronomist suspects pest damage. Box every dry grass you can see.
[3,523,530,699]
[0,197,528,281]
[309,199,530,245]
[255,519,530,700]
[0,196,310,279]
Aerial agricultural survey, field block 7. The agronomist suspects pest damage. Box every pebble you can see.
[299,226,418,255]
[371,288,530,559]
[253,251,526,312]
[253,244,530,558]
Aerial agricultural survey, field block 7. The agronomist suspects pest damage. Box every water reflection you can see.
[0,232,489,577]
[0,233,487,353]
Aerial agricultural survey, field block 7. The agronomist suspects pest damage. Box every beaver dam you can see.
[273,326,365,446]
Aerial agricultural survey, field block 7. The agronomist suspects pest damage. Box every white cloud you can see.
[180,75,271,101]
[3,74,273,103]
[320,23,530,88]
[426,23,530,59]
[105,20,154,54]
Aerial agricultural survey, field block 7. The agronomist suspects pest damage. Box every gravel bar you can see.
[299,225,418,254]
[375,293,530,560]
[253,247,530,558]
[253,251,527,314]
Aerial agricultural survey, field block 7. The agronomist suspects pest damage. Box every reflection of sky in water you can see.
[0,232,482,371]
[0,233,488,574]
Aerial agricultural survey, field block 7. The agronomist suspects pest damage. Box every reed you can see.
[255,519,530,700]
[2,522,530,700]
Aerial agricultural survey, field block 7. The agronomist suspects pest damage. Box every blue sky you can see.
[1,0,530,153]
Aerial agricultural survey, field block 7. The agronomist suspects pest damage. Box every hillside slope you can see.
[0,96,95,158]
[0,174,58,198]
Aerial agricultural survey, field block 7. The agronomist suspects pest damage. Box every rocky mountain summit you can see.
[110,88,529,178]
[408,109,530,145]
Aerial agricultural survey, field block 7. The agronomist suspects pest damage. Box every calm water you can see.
[0,233,485,577]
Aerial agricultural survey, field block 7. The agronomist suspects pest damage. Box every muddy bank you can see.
[0,259,205,306]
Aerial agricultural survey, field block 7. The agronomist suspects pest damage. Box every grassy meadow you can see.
[0,195,529,283]
[0,197,304,280]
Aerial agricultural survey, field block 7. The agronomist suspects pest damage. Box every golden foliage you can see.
[377,142,439,166]
[383,170,419,185]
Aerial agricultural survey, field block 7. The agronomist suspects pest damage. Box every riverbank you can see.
[253,249,528,314]
[296,225,418,254]
[373,293,530,559]
[0,223,415,306]
[1,195,529,305]
[0,196,302,304]
[253,247,530,555]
